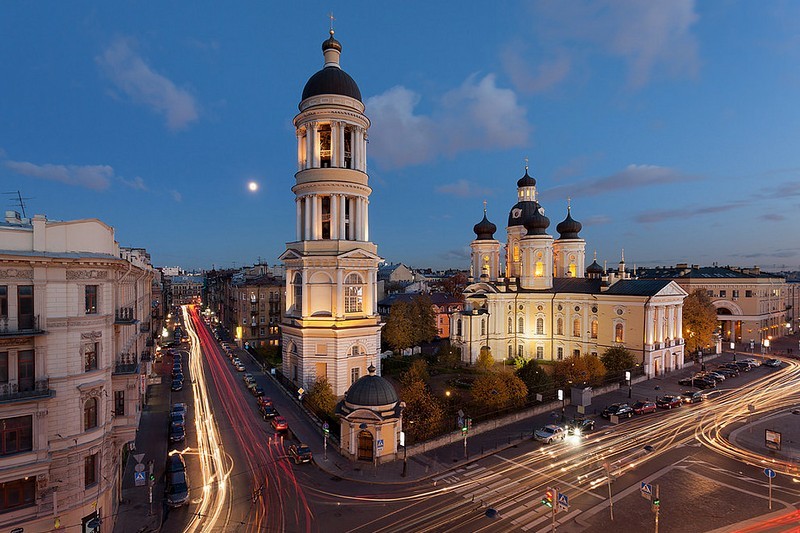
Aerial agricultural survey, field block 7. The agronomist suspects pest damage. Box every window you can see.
[572,318,581,337]
[0,477,36,513]
[536,346,544,359]
[536,318,544,335]
[517,345,523,358]
[114,390,125,416]
[719,290,726,298]
[568,263,577,277]
[84,398,98,431]
[745,290,753,298]
[0,352,6,384]
[17,285,34,329]
[17,350,34,392]
[517,317,524,334]
[84,453,98,488]
[350,367,360,385]
[615,323,624,343]
[293,273,303,313]
[507,345,512,359]
[0,286,7,318]
[557,347,563,360]
[456,320,462,337]
[85,285,98,314]
[507,318,512,334]
[0,416,33,455]
[557,318,563,336]
[344,274,363,313]
[480,319,485,336]
[591,320,598,339]
[733,290,739,298]
[84,342,98,372]
[573,349,581,358]
[534,261,544,277]
[707,290,713,297]
[259,327,265,336]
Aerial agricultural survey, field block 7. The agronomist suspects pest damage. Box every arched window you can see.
[344,273,363,313]
[513,245,520,263]
[517,344,524,357]
[616,323,624,343]
[557,318,564,336]
[517,317,524,334]
[293,273,303,314]
[350,345,365,357]
[591,320,598,339]
[456,319,462,337]
[535,261,544,277]
[84,397,98,431]
[573,318,581,337]
[568,263,577,277]
[536,318,544,335]
[507,344,513,359]
[507,317,513,334]
[480,319,486,336]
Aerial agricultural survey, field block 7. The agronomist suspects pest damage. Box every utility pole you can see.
[551,486,557,533]
[653,484,660,533]
[603,461,614,521]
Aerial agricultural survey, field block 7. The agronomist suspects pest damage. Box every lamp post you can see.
[698,349,704,371]
[625,371,632,399]
[731,341,736,363]
[558,389,565,422]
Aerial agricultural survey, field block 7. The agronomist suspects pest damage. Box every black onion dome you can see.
[507,201,538,227]
[473,212,497,240]
[586,260,603,275]
[556,208,582,239]
[523,203,550,235]
[517,168,536,188]
[302,67,362,102]
[345,369,398,407]
[322,32,342,52]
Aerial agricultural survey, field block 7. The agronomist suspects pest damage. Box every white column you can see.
[645,308,654,345]
[676,305,683,340]
[312,195,320,240]
[353,129,362,171]
[301,270,309,318]
[338,122,346,167]
[296,131,303,172]
[372,270,378,314]
[330,193,339,239]
[303,196,311,240]
[309,122,319,168]
[295,198,302,241]
[667,305,675,341]
[354,198,362,241]
[305,126,314,170]
[339,195,347,239]
[316,195,323,239]
[363,198,369,242]
[336,269,344,318]
[330,122,338,168]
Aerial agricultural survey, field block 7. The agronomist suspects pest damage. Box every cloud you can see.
[634,201,745,224]
[440,247,471,262]
[584,214,612,226]
[4,159,112,190]
[119,175,147,190]
[170,190,183,202]
[540,164,697,201]
[760,213,785,221]
[435,179,495,199]
[367,74,530,169]
[510,1,700,90]
[97,38,199,130]
[735,249,798,259]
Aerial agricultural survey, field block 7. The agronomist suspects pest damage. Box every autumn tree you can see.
[553,354,606,388]
[409,294,438,345]
[516,359,553,398]
[400,377,447,442]
[436,342,461,369]
[475,346,495,373]
[401,358,429,387]
[600,346,636,378]
[683,289,718,354]
[304,377,337,418]
[383,300,414,351]
[440,272,469,299]
[471,372,528,412]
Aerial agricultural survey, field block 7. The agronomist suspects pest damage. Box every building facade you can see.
[169,274,203,305]
[228,275,283,349]
[377,292,465,339]
[450,172,688,378]
[280,30,383,397]
[0,211,154,532]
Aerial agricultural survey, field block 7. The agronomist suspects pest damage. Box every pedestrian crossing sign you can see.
[557,492,569,512]
[640,481,652,500]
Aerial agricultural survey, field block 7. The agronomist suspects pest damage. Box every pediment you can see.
[343,408,384,421]
[338,248,382,261]
[279,248,303,261]
[463,282,500,295]
[655,281,689,298]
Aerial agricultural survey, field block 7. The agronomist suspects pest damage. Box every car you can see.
[252,386,265,397]
[733,361,752,372]
[257,397,273,408]
[271,416,288,432]
[632,400,657,415]
[714,367,738,378]
[566,418,595,436]
[171,379,184,392]
[170,412,185,426]
[741,358,760,368]
[602,403,633,419]
[166,453,186,474]
[242,373,254,384]
[172,364,183,374]
[171,403,187,416]
[704,371,726,382]
[288,444,313,464]
[260,404,278,419]
[656,395,682,409]
[232,357,242,366]
[172,372,184,382]
[679,376,715,389]
[680,391,704,404]
[169,421,186,442]
[764,358,782,368]
[165,471,190,507]
[235,363,246,372]
[534,424,566,444]
[719,364,740,376]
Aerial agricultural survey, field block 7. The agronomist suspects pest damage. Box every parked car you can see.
[678,376,716,389]
[534,424,566,444]
[242,373,254,384]
[166,453,186,474]
[257,397,273,408]
[741,358,760,368]
[171,403,187,416]
[169,421,186,443]
[288,444,313,464]
[170,412,185,427]
[252,386,265,397]
[566,418,595,436]
[232,357,242,366]
[714,367,738,378]
[704,371,726,382]
[260,404,278,420]
[602,403,633,419]
[271,416,288,432]
[680,391,704,404]
[733,362,752,372]
[172,371,184,382]
[719,364,740,376]
[235,363,246,372]
[764,358,782,368]
[656,395,682,409]
[632,400,657,415]
[165,471,190,507]
[171,379,184,392]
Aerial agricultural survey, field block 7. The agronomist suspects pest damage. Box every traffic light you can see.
[651,497,660,513]
[541,488,554,508]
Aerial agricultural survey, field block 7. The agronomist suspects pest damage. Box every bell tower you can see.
[280,29,382,397]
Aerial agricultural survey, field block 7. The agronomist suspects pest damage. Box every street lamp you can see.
[625,371,632,399]
[731,341,736,362]
[558,389,565,421]
[698,349,704,371]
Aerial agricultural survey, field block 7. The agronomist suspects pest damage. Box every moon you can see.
[248,181,259,192]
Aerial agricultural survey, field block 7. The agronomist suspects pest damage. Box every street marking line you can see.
[518,512,549,531]
[496,455,605,501]
[465,463,481,470]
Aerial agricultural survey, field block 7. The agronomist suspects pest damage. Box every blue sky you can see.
[2,2,799,271]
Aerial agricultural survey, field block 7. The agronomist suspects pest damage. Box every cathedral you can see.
[450,168,688,378]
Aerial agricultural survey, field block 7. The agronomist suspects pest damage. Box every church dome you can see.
[586,260,603,275]
[523,203,550,236]
[556,207,582,239]
[473,211,497,240]
[517,168,536,188]
[301,31,362,103]
[507,201,539,227]
[345,365,398,406]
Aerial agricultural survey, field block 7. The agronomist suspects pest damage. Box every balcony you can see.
[113,353,139,375]
[0,315,46,337]
[140,350,152,362]
[0,378,54,403]
[115,307,137,325]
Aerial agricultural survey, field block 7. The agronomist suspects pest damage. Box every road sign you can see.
[134,471,146,487]
[557,492,569,512]
[640,481,652,500]
[376,439,384,451]
[323,422,329,434]
[133,453,145,464]
[764,468,776,478]
[134,463,145,473]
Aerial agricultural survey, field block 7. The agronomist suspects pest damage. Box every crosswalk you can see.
[434,463,582,532]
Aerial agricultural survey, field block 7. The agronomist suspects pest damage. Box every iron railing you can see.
[0,378,53,402]
[113,352,139,374]
[115,307,136,325]
[0,315,45,336]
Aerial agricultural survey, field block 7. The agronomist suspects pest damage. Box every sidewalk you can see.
[114,359,170,533]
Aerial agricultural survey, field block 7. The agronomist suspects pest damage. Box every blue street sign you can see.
[764,468,776,478]
[557,492,569,512]
[640,481,652,500]
[134,471,146,486]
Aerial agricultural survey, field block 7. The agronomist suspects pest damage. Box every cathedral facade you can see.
[280,30,382,397]
[451,168,688,378]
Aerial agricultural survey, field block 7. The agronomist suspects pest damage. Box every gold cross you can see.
[329,12,335,32]
[483,199,487,213]
[567,196,571,209]
[524,156,529,171]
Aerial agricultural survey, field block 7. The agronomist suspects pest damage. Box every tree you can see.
[410,294,438,345]
[304,377,336,418]
[600,346,636,377]
[516,359,553,398]
[476,346,495,373]
[584,354,607,386]
[553,354,606,389]
[471,372,528,412]
[440,272,469,299]
[383,300,415,352]
[436,342,461,369]
[400,378,447,442]
[401,358,429,387]
[683,289,717,354]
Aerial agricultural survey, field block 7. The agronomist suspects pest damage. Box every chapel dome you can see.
[473,212,497,240]
[345,365,398,406]
[301,31,362,103]
[523,203,550,236]
[556,208,582,239]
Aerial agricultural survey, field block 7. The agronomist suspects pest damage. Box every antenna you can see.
[3,190,32,218]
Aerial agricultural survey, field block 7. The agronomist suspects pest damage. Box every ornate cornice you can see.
[0,268,33,280]
[81,331,103,340]
[66,269,108,280]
